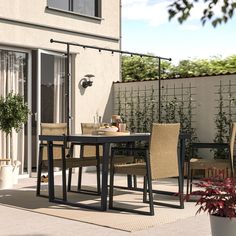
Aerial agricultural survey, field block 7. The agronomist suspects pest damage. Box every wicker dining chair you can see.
[36,123,68,196]
[69,122,136,191]
[36,123,101,197]
[186,122,236,195]
[109,123,181,215]
[67,123,102,195]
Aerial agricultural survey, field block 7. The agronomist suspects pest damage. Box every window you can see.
[48,0,69,11]
[48,0,101,18]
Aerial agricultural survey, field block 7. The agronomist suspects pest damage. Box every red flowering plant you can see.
[187,176,236,219]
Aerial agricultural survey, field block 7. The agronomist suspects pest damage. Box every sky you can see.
[121,0,236,64]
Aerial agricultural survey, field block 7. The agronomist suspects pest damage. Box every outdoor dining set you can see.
[37,118,236,216]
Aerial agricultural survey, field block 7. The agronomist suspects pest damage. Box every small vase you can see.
[210,214,236,236]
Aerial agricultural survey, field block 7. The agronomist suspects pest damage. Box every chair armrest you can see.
[111,147,148,152]
[111,147,148,157]
[40,143,65,147]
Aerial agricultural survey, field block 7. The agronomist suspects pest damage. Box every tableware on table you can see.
[99,126,118,132]
[111,115,122,130]
[118,123,126,132]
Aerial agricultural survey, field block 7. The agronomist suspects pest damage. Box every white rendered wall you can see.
[113,74,236,158]
[0,0,121,170]
[0,0,120,130]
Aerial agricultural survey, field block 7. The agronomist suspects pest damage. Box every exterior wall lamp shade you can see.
[82,74,95,88]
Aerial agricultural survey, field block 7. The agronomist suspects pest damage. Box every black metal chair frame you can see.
[186,142,232,196]
[109,146,184,215]
[67,142,101,195]
[109,147,154,215]
[37,141,102,197]
[36,142,66,198]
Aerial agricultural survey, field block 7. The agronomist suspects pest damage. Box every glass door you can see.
[34,50,67,171]
[0,48,31,175]
[40,52,66,123]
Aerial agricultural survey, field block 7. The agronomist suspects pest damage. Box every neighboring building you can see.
[0,0,121,175]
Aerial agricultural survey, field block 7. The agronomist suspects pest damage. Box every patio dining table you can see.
[38,132,188,211]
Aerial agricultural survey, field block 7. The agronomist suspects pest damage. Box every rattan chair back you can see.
[81,123,103,157]
[81,123,100,134]
[41,123,67,160]
[150,123,180,179]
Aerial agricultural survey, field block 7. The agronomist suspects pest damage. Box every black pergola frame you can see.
[50,38,171,134]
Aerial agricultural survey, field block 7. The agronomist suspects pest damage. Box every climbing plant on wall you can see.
[114,82,197,160]
[213,80,235,159]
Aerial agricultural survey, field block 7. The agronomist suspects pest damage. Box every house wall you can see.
[0,0,121,172]
[0,0,120,126]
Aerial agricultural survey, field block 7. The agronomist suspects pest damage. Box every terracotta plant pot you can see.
[210,214,236,236]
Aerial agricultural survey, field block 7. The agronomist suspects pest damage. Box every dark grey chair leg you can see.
[186,157,191,196]
[109,150,115,209]
[68,168,72,191]
[190,169,193,193]
[109,167,115,209]
[186,171,190,196]
[77,144,84,191]
[67,144,74,192]
[77,167,83,191]
[61,145,67,201]
[177,176,184,208]
[145,151,154,216]
[143,176,147,203]
[133,175,137,188]
[36,144,43,196]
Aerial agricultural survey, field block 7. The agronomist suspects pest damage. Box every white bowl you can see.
[99,126,118,132]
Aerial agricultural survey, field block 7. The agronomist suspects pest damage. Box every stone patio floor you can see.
[0,172,211,236]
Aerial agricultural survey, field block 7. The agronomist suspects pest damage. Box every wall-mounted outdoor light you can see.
[81,74,95,88]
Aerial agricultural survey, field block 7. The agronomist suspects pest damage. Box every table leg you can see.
[179,137,185,208]
[101,143,110,211]
[127,175,132,188]
[47,141,55,202]
[127,142,135,189]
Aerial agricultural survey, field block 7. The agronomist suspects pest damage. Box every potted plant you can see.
[0,92,30,188]
[188,176,236,236]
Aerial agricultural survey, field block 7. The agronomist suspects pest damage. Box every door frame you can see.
[36,49,67,173]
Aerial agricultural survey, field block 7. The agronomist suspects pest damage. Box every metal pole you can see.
[50,38,172,125]
[158,58,161,123]
[50,38,171,61]
[66,43,70,136]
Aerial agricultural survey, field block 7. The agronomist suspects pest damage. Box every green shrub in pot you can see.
[0,91,30,163]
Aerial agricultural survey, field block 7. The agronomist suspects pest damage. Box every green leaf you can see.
[0,92,31,135]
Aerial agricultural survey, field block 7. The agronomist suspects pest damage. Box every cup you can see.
[119,123,126,132]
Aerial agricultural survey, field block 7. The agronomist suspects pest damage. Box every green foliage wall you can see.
[114,77,236,160]
[122,55,236,82]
